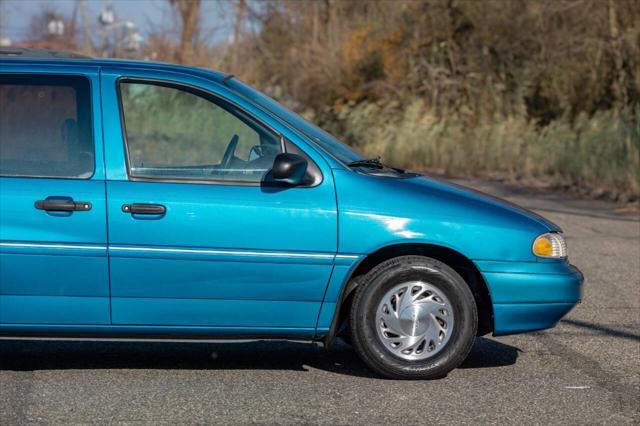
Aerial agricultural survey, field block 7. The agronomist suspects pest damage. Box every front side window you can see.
[0,74,94,178]
[119,81,282,183]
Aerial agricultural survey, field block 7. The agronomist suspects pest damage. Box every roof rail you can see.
[0,48,92,60]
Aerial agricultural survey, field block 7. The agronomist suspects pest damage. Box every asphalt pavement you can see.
[1,179,638,425]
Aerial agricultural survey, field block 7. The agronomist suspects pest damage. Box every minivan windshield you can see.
[226,78,365,165]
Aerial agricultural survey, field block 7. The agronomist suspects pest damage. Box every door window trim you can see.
[115,77,322,187]
[0,72,96,180]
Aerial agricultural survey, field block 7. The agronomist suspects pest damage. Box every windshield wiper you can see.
[347,157,420,177]
[347,156,384,168]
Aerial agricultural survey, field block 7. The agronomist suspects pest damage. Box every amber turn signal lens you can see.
[532,233,567,258]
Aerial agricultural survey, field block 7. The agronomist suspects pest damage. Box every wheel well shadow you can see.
[333,243,494,342]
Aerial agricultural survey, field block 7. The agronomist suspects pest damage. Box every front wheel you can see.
[350,255,477,379]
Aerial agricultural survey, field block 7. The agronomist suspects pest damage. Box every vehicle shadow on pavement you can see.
[560,319,640,342]
[459,337,520,369]
[0,336,518,377]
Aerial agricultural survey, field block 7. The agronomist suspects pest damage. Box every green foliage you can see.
[120,83,261,166]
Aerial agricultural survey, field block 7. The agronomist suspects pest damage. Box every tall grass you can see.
[338,101,640,197]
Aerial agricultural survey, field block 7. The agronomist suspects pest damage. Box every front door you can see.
[101,70,337,334]
[0,70,109,325]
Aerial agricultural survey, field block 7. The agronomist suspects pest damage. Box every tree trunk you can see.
[171,0,201,64]
[232,0,246,70]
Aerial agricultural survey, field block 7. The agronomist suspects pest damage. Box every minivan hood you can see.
[410,174,562,232]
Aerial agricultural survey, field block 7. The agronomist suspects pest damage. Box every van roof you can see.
[0,48,228,82]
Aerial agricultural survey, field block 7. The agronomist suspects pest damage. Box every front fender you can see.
[333,170,553,262]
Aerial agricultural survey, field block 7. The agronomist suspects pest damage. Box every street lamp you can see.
[47,19,65,37]
[98,3,142,56]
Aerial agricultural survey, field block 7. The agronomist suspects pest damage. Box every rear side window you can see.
[0,74,94,178]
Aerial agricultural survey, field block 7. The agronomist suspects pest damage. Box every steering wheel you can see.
[220,134,239,168]
[249,143,280,160]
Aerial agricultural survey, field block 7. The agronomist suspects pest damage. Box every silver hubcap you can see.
[375,281,454,361]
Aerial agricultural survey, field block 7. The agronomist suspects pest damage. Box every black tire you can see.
[350,255,477,379]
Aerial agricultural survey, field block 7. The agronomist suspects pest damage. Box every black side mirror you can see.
[271,153,308,186]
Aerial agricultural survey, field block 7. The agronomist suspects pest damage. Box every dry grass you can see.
[337,101,639,199]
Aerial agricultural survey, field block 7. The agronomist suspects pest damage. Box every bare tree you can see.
[170,0,201,64]
[231,0,246,69]
[77,0,93,55]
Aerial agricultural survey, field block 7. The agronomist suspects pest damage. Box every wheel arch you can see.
[324,243,494,346]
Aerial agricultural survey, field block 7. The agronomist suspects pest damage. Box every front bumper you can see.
[474,260,583,336]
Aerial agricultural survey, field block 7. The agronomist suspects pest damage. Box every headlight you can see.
[532,233,567,258]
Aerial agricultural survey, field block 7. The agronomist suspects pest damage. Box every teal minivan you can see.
[0,48,583,379]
